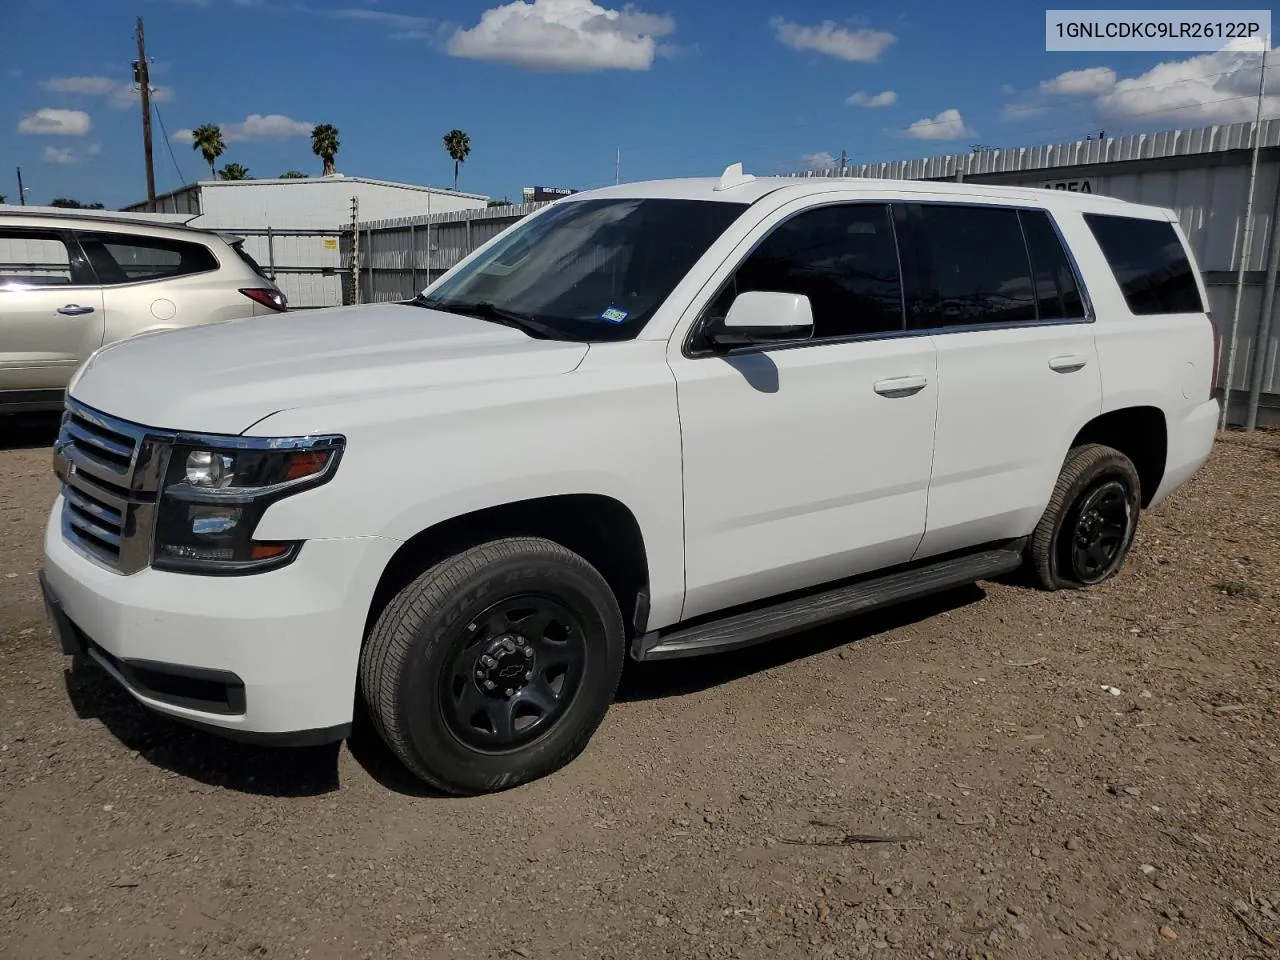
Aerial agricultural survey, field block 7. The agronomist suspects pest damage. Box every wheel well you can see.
[1070,406,1167,507]
[365,495,650,639]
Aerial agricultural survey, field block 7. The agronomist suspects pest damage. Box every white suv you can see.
[1,210,286,414]
[39,168,1219,794]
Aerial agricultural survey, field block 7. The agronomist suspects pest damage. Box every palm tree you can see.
[190,124,225,179]
[279,170,308,179]
[443,129,471,190]
[218,162,251,181]
[311,124,340,177]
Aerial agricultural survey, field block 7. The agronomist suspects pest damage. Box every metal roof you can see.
[0,204,197,225]
[789,118,1280,181]
[141,176,488,203]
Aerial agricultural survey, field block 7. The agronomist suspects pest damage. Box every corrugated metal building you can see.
[123,177,488,308]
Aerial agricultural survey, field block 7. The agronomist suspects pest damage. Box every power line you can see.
[151,100,188,191]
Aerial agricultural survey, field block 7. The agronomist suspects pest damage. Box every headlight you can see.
[153,435,344,575]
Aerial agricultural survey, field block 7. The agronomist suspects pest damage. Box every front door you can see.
[669,200,940,621]
[0,228,104,397]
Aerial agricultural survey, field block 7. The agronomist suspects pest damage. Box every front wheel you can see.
[1029,444,1142,590]
[359,537,625,795]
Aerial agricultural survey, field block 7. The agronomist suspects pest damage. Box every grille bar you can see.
[62,485,124,527]
[64,418,134,466]
[55,398,169,574]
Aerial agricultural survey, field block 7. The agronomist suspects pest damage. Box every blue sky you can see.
[3,0,1277,208]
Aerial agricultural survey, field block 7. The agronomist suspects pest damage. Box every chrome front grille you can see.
[53,399,172,574]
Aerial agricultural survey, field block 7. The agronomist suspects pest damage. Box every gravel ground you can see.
[1,419,1277,960]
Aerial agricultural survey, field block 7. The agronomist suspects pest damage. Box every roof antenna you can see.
[714,162,755,191]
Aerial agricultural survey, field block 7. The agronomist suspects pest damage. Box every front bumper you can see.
[42,495,399,742]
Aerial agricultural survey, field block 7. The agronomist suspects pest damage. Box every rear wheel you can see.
[1029,444,1142,590]
[359,537,625,795]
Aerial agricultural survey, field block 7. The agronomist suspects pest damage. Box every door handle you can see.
[57,304,95,316]
[873,375,929,398]
[1049,354,1089,373]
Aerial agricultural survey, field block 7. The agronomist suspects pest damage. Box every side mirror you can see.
[709,291,814,350]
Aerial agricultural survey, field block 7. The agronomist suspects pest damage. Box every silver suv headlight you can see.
[153,434,344,574]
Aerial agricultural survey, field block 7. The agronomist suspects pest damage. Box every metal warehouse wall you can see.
[122,179,489,308]
[345,202,553,303]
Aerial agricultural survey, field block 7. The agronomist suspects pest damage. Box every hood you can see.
[69,302,589,434]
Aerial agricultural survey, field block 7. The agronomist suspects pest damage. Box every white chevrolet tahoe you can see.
[40,166,1219,794]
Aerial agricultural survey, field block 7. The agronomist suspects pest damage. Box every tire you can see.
[359,536,625,795]
[1028,443,1142,591]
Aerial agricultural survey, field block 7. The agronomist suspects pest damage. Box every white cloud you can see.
[903,108,974,140]
[1040,66,1117,96]
[40,75,175,110]
[18,108,93,136]
[1000,102,1047,120]
[1004,45,1280,128]
[328,6,436,30]
[770,17,894,62]
[43,146,76,164]
[447,0,676,71]
[41,76,117,96]
[42,142,100,165]
[999,83,1016,95]
[220,113,313,142]
[847,89,897,108]
[172,114,312,144]
[799,151,837,170]
[1096,45,1280,124]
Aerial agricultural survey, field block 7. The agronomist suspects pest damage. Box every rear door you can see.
[893,201,1103,559]
[73,230,239,341]
[0,227,104,395]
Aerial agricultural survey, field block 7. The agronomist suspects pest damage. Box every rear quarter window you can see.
[1083,213,1204,315]
[76,232,219,284]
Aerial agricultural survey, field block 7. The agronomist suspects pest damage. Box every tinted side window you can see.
[77,233,218,284]
[897,203,1037,328]
[711,203,903,340]
[1083,213,1204,315]
[1020,209,1084,320]
[0,230,75,288]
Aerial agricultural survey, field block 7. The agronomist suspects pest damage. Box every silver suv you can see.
[1,210,287,414]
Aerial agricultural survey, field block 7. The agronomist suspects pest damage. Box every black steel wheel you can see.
[1029,443,1142,590]
[359,537,625,795]
[1068,480,1132,584]
[439,595,588,752]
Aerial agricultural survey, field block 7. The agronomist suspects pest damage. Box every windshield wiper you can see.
[413,295,573,341]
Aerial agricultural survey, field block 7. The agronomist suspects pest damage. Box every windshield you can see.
[417,197,749,341]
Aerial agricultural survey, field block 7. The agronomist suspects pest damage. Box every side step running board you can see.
[633,543,1025,662]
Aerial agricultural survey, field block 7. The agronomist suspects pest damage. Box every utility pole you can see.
[1219,35,1269,430]
[350,196,360,304]
[615,149,621,186]
[134,16,156,212]
[15,166,25,205]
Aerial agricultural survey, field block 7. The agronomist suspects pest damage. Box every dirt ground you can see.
[1,417,1277,960]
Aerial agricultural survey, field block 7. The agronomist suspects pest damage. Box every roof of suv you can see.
[567,168,1149,216]
[0,207,234,243]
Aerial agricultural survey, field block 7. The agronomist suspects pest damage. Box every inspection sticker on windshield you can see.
[598,307,629,324]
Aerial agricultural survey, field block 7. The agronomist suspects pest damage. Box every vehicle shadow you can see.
[0,413,61,451]
[62,657,342,797]
[616,582,987,702]
[61,583,989,799]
